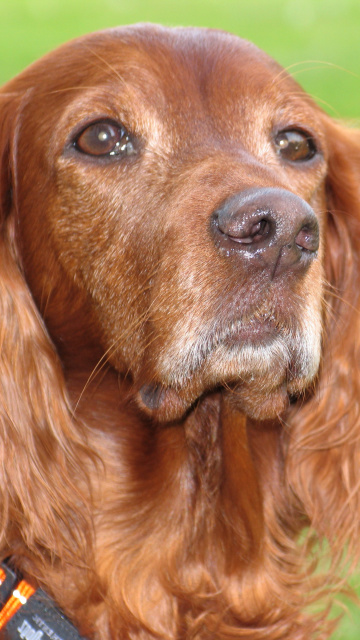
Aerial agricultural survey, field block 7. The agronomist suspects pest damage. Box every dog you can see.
[0,23,359,639]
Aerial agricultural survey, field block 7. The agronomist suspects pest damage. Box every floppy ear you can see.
[0,90,92,577]
[286,119,360,565]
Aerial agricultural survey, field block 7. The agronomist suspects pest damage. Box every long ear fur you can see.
[0,91,94,595]
[286,120,360,566]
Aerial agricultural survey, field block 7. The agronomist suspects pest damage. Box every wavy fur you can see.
[0,25,359,639]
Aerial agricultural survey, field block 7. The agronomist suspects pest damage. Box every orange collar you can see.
[0,566,35,630]
[0,563,87,640]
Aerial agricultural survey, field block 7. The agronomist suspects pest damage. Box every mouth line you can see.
[137,314,308,421]
[212,315,280,349]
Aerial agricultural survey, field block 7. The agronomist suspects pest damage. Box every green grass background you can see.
[1,0,360,637]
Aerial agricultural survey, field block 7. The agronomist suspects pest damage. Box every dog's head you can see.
[0,24,359,423]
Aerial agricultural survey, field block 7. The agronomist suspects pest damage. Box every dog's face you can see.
[6,25,329,421]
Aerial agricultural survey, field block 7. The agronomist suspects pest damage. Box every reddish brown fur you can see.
[0,23,360,639]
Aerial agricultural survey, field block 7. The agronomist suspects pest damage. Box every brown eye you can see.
[274,130,317,162]
[75,121,136,157]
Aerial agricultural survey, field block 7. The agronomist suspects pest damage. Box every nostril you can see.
[229,218,272,245]
[247,218,271,243]
[215,210,274,246]
[295,224,319,253]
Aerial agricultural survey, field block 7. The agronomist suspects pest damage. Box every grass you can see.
[1,0,360,637]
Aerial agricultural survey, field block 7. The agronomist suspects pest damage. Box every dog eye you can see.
[75,121,136,157]
[274,130,317,162]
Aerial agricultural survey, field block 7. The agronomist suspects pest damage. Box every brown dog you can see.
[0,23,359,639]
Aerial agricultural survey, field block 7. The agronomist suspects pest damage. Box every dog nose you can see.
[210,187,319,277]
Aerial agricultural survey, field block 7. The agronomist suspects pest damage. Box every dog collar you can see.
[0,564,87,640]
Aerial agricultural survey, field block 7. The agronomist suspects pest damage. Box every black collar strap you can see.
[0,564,87,640]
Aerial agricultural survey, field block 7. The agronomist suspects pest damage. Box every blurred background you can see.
[1,0,359,637]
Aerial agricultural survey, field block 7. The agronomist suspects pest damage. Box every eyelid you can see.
[274,123,323,149]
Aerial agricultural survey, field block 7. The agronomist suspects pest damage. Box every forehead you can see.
[30,25,281,84]
[12,25,305,107]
